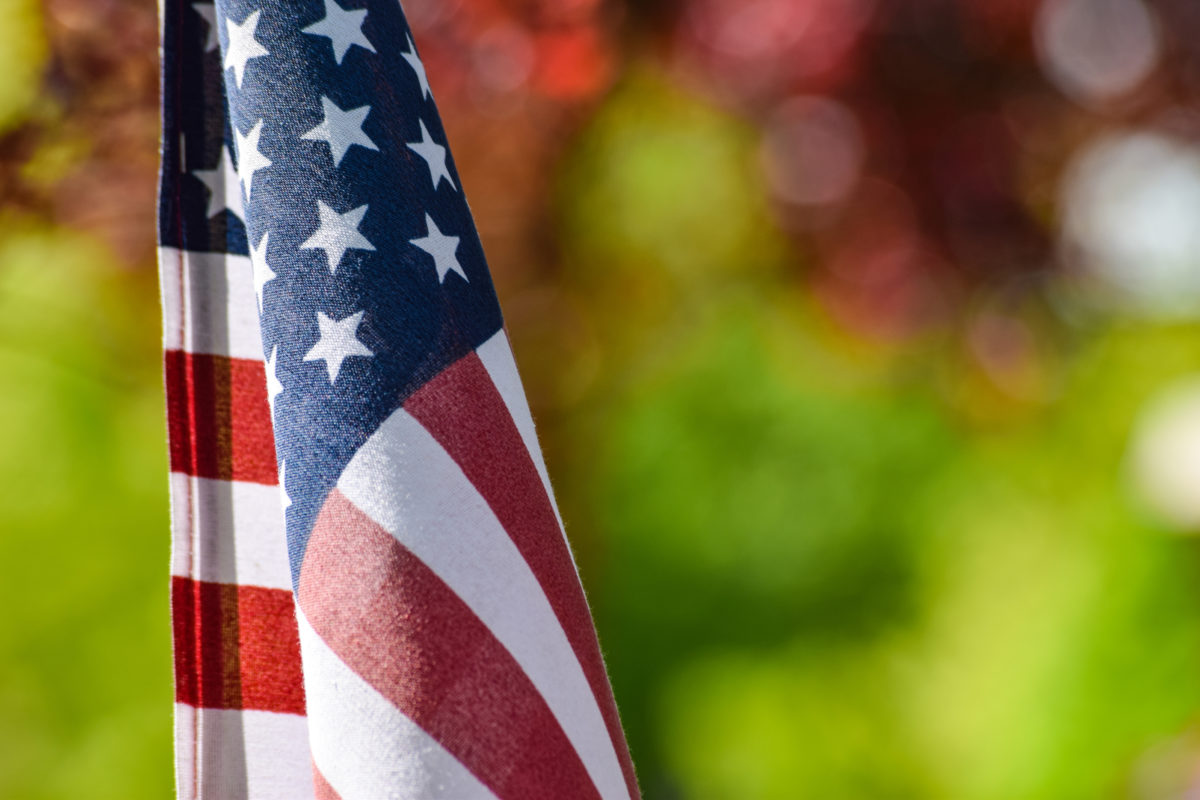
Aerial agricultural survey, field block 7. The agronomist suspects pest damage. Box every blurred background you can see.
[5,0,1200,796]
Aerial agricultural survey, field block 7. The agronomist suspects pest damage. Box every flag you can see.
[159,0,640,797]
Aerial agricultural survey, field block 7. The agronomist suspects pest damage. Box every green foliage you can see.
[555,78,1200,798]
[577,305,1200,799]
[0,221,172,799]
[560,72,780,285]
[584,306,949,795]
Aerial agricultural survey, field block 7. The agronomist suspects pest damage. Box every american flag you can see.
[159,0,640,797]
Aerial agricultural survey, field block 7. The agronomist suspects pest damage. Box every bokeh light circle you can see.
[760,95,863,208]
[1036,0,1161,107]
[1061,130,1200,314]
[1131,377,1200,532]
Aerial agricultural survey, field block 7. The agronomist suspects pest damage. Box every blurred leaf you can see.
[0,0,47,133]
[659,643,937,800]
[557,71,789,355]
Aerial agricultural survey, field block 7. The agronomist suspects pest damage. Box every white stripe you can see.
[475,330,565,532]
[169,473,292,590]
[296,612,498,800]
[174,702,197,800]
[175,704,315,800]
[160,246,184,351]
[160,246,264,361]
[338,409,630,800]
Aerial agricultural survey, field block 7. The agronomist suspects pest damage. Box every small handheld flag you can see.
[160,1,640,796]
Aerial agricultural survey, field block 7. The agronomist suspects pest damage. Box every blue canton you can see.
[168,0,505,583]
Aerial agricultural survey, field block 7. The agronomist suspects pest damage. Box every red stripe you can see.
[404,352,640,797]
[165,350,277,485]
[312,763,342,800]
[171,576,234,709]
[299,489,602,800]
[236,585,306,714]
[171,576,305,715]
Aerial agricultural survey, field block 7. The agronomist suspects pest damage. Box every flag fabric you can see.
[158,0,640,797]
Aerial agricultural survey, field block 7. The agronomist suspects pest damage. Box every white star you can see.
[223,9,269,89]
[278,460,292,511]
[192,145,244,220]
[301,201,374,273]
[265,345,285,414]
[234,120,271,201]
[250,232,276,313]
[193,3,219,52]
[400,34,430,100]
[301,96,377,167]
[304,310,373,383]
[302,0,374,66]
[407,119,454,191]
[410,213,467,283]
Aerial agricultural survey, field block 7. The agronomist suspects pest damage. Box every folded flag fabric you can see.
[159,1,640,797]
